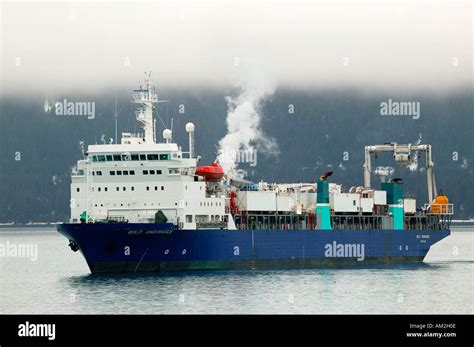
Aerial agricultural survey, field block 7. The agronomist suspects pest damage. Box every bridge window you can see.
[131,154,139,161]
[150,170,155,175]
[106,155,113,161]
[143,170,148,175]
[116,171,122,175]
[113,155,121,161]
[110,171,115,175]
[97,155,106,162]
[92,155,97,162]
[159,154,169,160]
[130,170,135,175]
[123,171,129,175]
[139,154,146,160]
[147,154,159,160]
[157,170,162,175]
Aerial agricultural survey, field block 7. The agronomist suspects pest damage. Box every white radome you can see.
[185,122,195,132]
[163,129,172,139]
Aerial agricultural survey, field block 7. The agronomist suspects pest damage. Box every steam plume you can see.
[218,73,279,174]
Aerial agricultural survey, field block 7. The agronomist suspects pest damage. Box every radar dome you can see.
[185,122,195,132]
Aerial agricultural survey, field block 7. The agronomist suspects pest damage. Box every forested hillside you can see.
[1,87,472,222]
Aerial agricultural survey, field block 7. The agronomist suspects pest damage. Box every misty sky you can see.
[1,0,472,94]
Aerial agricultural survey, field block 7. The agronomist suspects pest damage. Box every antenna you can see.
[112,91,123,144]
[115,93,118,143]
[170,117,174,142]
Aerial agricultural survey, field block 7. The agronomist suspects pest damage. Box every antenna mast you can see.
[131,71,159,144]
[114,93,118,143]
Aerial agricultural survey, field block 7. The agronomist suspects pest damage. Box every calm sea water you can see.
[0,225,472,314]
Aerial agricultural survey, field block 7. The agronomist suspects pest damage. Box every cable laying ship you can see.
[57,75,453,273]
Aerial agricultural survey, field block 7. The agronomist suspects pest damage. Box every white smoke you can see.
[218,72,279,174]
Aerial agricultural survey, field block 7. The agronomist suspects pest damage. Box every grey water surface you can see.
[0,225,472,314]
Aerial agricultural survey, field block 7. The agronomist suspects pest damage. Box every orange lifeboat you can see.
[195,162,224,182]
[431,195,449,214]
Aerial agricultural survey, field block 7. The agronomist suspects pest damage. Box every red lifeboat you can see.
[195,162,224,182]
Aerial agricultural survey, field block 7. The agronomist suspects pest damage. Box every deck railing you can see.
[423,204,454,215]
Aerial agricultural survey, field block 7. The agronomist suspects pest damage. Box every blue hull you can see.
[57,223,450,273]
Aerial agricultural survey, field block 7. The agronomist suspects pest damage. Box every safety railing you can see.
[423,204,454,215]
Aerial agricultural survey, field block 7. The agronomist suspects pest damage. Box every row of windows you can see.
[110,170,135,176]
[200,201,223,207]
[91,153,175,162]
[143,170,162,175]
[146,186,165,191]
[91,202,178,208]
[77,186,165,192]
[94,169,175,176]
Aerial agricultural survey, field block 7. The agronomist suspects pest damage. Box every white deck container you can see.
[360,197,374,213]
[373,190,387,205]
[404,198,417,214]
[236,191,277,212]
[330,193,360,213]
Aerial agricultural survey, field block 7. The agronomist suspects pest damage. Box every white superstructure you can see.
[70,74,230,229]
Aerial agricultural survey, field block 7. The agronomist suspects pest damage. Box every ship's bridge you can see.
[88,143,180,155]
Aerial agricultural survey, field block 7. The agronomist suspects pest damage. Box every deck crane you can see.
[363,143,437,204]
